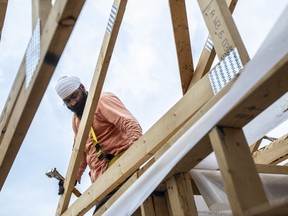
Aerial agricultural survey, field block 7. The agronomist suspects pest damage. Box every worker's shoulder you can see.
[100,92,118,100]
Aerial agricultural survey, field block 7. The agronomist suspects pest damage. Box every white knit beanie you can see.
[55,76,81,99]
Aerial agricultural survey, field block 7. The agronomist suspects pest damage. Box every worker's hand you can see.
[58,179,64,195]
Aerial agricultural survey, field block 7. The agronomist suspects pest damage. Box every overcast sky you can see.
[0,0,288,215]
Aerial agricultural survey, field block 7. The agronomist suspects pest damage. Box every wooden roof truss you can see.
[0,0,288,215]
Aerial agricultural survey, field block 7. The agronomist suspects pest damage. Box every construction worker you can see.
[55,76,142,210]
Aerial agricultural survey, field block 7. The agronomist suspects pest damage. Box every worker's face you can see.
[63,85,87,118]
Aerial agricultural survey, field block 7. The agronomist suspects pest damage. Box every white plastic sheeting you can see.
[103,6,288,216]
[191,169,288,211]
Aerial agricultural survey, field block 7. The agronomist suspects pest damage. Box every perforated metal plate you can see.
[208,48,243,95]
[205,35,213,52]
[25,19,41,88]
[106,4,117,34]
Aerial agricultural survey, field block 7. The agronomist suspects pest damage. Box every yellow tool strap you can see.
[74,115,124,164]
[74,115,101,156]
[108,151,126,167]
[90,126,98,144]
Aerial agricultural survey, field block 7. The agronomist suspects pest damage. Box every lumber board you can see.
[56,0,128,214]
[167,10,288,175]
[159,78,235,177]
[0,0,8,41]
[32,0,52,30]
[250,138,263,153]
[166,175,185,216]
[0,62,25,145]
[166,173,197,216]
[219,61,288,127]
[187,0,237,90]
[255,164,288,175]
[210,127,268,215]
[197,0,249,63]
[169,0,194,94]
[141,196,156,216]
[253,134,288,165]
[153,193,169,216]
[0,0,86,191]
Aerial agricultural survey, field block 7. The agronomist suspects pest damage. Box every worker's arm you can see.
[98,93,143,146]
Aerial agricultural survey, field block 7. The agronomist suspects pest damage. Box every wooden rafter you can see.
[198,0,249,63]
[56,0,129,214]
[167,9,288,177]
[166,173,197,215]
[169,0,194,94]
[253,134,288,165]
[187,0,237,90]
[255,164,288,174]
[0,0,86,190]
[1,0,288,215]
[210,127,268,215]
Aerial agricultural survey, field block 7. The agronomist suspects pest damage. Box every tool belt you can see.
[90,127,113,160]
[94,142,114,160]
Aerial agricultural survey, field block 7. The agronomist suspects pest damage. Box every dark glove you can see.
[58,179,64,195]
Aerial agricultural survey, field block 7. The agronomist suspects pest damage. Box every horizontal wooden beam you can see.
[253,134,288,165]
[255,164,288,174]
[0,0,86,190]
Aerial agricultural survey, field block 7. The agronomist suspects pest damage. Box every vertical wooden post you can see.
[166,173,198,216]
[169,0,194,94]
[141,196,156,216]
[209,127,268,215]
[153,192,169,216]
